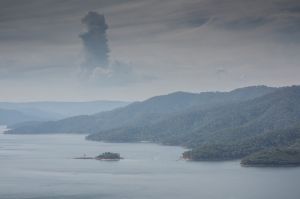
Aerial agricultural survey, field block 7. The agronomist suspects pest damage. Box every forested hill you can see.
[7,85,300,166]
[87,86,300,145]
[6,86,276,134]
[86,86,300,165]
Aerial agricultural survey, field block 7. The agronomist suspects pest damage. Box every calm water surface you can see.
[0,126,300,199]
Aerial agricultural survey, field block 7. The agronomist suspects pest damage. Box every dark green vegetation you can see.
[183,126,300,161]
[95,152,122,160]
[73,152,122,160]
[6,85,300,166]
[241,141,300,167]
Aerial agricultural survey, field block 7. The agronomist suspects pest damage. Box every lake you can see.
[0,126,300,199]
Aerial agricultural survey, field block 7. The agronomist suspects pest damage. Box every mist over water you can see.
[1,0,300,198]
[0,129,300,199]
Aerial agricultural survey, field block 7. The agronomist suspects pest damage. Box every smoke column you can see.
[80,11,110,76]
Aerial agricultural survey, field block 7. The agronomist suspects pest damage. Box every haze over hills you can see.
[6,85,300,166]
[7,86,276,134]
[0,100,130,126]
[86,86,300,144]
[0,108,46,126]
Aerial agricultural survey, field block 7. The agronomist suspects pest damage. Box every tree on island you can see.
[96,152,122,160]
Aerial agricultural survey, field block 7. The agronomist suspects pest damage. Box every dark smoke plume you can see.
[80,11,109,76]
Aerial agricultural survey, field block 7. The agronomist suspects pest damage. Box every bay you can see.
[0,126,300,199]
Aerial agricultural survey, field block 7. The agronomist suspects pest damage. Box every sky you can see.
[0,0,300,101]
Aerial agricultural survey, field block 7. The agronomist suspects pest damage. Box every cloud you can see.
[219,17,270,30]
[80,11,110,77]
[84,60,155,87]
[78,11,153,86]
[1,0,300,101]
[215,67,228,76]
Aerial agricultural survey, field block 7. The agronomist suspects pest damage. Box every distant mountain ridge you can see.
[0,100,130,126]
[7,86,276,134]
[0,108,45,126]
[86,86,300,145]
[8,85,300,166]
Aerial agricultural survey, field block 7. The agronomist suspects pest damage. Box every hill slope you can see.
[6,86,276,134]
[0,100,130,119]
[8,85,300,166]
[0,108,47,125]
[86,86,300,165]
[87,86,300,146]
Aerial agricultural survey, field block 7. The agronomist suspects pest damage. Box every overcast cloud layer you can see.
[0,0,300,101]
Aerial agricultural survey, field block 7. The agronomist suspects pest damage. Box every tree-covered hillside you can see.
[241,140,300,167]
[183,126,300,161]
[7,85,300,166]
[86,86,300,165]
[87,86,300,147]
[7,86,276,134]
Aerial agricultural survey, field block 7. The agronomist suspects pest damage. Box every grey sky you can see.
[0,0,299,101]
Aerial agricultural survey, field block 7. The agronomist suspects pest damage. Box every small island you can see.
[95,152,122,160]
[74,152,123,161]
